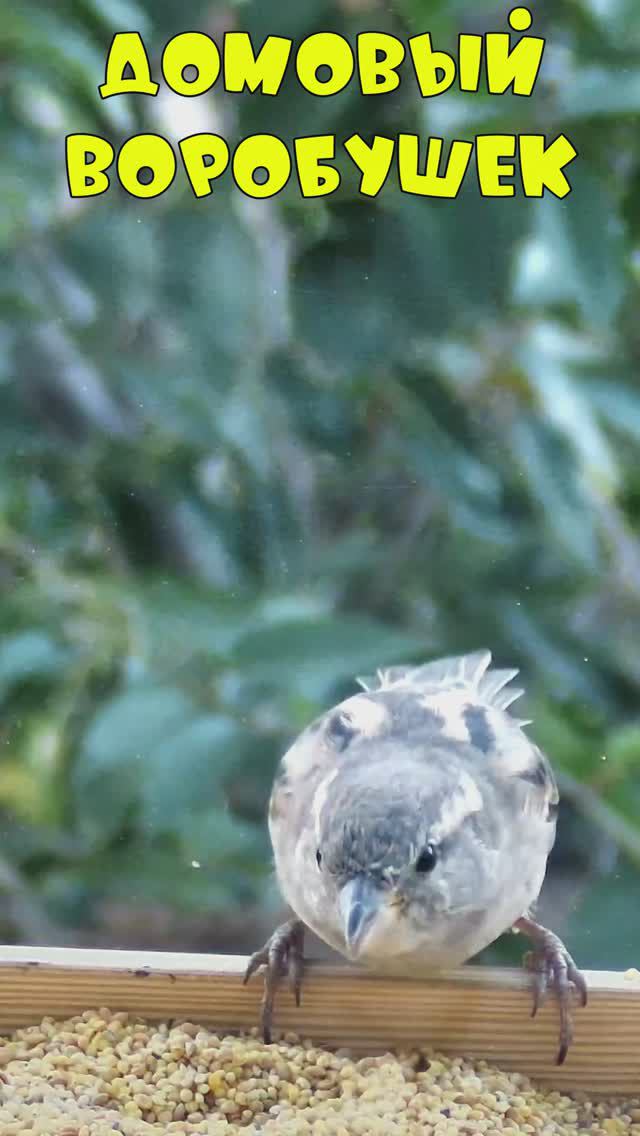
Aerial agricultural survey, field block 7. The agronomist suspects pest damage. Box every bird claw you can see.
[516,917,587,1066]
[243,919,305,1043]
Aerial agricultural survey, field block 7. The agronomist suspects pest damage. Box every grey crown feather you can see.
[357,649,526,713]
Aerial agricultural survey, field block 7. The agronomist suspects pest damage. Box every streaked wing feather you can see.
[511,741,559,826]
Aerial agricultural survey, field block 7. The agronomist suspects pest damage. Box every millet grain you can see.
[0,1011,636,1135]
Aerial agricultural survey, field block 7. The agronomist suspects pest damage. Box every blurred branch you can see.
[23,323,130,439]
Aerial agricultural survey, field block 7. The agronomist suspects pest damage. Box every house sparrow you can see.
[244,650,587,1063]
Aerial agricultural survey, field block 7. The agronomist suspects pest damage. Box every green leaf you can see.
[78,0,151,34]
[579,0,640,51]
[509,415,601,570]
[294,187,530,372]
[140,715,250,833]
[181,809,268,870]
[391,379,501,508]
[587,380,640,444]
[514,170,626,327]
[516,324,619,495]
[230,616,426,699]
[557,66,640,119]
[78,685,194,777]
[73,685,195,841]
[62,208,160,326]
[44,845,260,915]
[525,696,598,778]
[161,209,262,375]
[604,724,640,774]
[241,0,327,42]
[139,582,255,666]
[0,631,67,698]
[293,204,414,371]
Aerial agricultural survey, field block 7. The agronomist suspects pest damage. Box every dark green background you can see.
[2,0,640,968]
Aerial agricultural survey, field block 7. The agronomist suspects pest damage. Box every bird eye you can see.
[415,844,438,873]
[315,849,322,869]
[328,710,357,751]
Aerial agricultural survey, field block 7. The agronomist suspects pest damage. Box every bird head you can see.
[272,656,552,970]
[313,741,497,963]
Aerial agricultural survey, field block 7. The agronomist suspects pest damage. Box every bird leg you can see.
[243,918,306,1043]
[513,915,588,1066]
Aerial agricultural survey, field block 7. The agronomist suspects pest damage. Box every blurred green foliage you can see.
[2,0,640,965]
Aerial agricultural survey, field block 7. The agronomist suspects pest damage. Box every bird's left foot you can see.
[513,916,588,1065]
[243,918,305,1044]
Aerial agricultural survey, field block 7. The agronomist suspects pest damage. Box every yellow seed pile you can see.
[0,1011,637,1135]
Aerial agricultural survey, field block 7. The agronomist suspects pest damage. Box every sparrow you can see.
[244,650,587,1064]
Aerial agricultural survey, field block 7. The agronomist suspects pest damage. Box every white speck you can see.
[600,754,607,762]
[583,656,589,662]
[191,860,201,869]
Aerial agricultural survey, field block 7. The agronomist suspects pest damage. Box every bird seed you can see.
[0,1010,636,1135]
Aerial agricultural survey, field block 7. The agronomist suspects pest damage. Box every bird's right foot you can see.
[243,918,306,1043]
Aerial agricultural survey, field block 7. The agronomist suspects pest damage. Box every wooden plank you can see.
[0,946,638,1096]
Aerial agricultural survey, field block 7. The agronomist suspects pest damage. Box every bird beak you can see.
[339,876,381,958]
